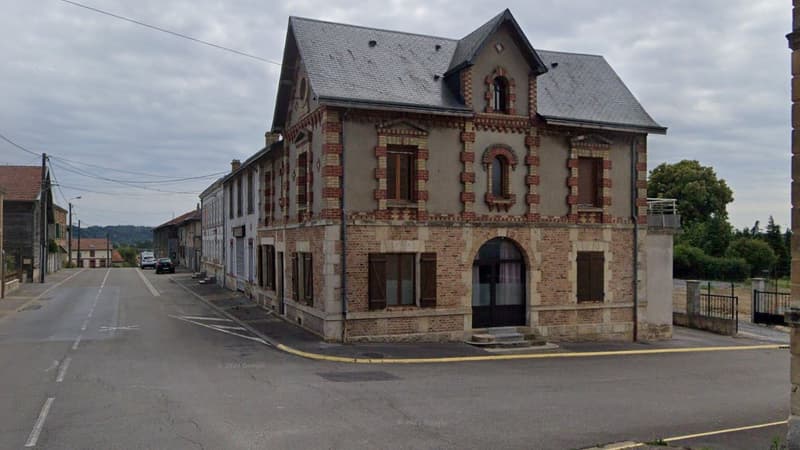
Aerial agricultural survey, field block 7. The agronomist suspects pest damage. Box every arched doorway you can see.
[472,237,526,328]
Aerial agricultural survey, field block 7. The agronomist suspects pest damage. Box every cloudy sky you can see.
[0,0,790,229]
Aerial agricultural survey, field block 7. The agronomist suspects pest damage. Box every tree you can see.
[648,160,734,227]
[726,238,777,277]
[764,216,789,277]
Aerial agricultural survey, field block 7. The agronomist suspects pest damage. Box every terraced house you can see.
[250,9,673,342]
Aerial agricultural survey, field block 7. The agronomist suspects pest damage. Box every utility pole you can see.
[39,153,47,283]
[68,203,73,267]
[106,233,110,268]
[77,219,82,268]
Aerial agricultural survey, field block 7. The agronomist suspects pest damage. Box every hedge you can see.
[674,244,749,281]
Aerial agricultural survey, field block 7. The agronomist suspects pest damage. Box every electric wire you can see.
[58,0,282,66]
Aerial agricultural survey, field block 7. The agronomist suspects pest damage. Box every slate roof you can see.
[275,10,665,134]
[0,165,44,201]
[536,50,665,132]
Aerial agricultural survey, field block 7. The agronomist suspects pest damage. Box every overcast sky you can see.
[0,0,790,229]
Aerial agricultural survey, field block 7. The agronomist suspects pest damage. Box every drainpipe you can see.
[631,138,639,342]
[340,109,350,343]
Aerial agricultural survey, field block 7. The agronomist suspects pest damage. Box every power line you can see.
[48,156,225,184]
[58,0,282,66]
[47,159,70,206]
[0,132,41,156]
[52,160,202,194]
[49,154,223,180]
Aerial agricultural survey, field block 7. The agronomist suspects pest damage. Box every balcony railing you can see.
[647,198,681,229]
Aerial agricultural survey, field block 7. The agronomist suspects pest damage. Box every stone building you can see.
[248,9,671,342]
[153,209,201,269]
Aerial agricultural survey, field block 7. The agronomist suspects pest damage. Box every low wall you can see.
[3,278,21,296]
[673,312,737,336]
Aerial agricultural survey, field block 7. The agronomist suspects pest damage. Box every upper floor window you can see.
[247,172,254,214]
[297,152,308,208]
[491,156,509,198]
[578,157,602,208]
[493,77,509,113]
[387,145,415,202]
[236,177,243,217]
[229,188,234,219]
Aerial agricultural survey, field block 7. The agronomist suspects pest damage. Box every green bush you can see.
[726,237,777,277]
[673,244,749,281]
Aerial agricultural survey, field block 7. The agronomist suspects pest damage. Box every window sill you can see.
[387,201,418,209]
[577,299,605,304]
[485,193,516,212]
[577,206,603,212]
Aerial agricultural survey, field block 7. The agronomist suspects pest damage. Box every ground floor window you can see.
[577,251,604,302]
[264,245,275,290]
[368,253,436,310]
[292,252,313,305]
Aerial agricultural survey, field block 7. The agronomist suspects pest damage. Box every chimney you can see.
[231,159,241,172]
[265,132,280,147]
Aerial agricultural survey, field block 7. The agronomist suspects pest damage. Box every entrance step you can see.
[466,326,546,348]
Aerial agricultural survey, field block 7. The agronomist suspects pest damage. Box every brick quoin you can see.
[323,143,343,155]
[460,172,476,183]
[603,159,613,170]
[460,152,475,163]
[525,155,540,166]
[567,159,579,169]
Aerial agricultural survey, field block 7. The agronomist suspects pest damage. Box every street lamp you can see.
[68,197,81,267]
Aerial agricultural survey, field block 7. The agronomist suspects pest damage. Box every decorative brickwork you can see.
[320,109,342,220]
[461,66,473,108]
[635,137,648,224]
[460,120,476,220]
[481,144,518,212]
[375,121,429,221]
[484,66,516,114]
[567,134,613,224]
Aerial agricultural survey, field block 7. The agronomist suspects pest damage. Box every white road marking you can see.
[208,324,247,331]
[99,325,139,332]
[25,397,54,447]
[100,268,110,289]
[44,360,59,372]
[136,269,160,297]
[72,334,82,350]
[177,315,233,322]
[87,308,93,318]
[56,357,71,382]
[169,315,266,344]
[81,319,89,331]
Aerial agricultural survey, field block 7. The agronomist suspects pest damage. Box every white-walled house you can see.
[69,238,111,268]
[200,178,225,286]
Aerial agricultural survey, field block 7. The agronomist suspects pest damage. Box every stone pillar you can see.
[787,2,800,447]
[686,280,700,317]
[752,278,766,323]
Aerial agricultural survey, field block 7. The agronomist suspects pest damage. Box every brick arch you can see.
[471,236,531,270]
[482,144,518,168]
[484,66,517,114]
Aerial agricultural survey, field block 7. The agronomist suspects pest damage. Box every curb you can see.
[171,276,789,364]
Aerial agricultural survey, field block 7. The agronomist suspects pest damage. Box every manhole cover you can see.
[317,371,399,382]
[20,304,42,311]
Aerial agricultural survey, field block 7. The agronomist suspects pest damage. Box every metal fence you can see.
[753,290,791,325]
[699,293,738,332]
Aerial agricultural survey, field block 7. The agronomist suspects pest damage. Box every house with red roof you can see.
[153,208,202,271]
[0,165,55,282]
[69,238,111,268]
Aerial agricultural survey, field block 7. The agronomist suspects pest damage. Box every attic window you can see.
[368,40,377,47]
[493,77,509,113]
[494,42,504,54]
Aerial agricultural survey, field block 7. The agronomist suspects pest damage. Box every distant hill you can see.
[77,225,153,247]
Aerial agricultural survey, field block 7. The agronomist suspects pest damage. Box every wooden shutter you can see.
[590,252,605,301]
[419,253,436,308]
[368,254,387,310]
[291,253,298,300]
[577,252,591,302]
[303,253,313,304]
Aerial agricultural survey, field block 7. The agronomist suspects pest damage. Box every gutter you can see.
[542,116,667,135]
[319,97,473,117]
[340,109,350,343]
[631,138,639,342]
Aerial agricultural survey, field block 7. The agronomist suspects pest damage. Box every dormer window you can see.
[493,77,509,113]
[484,67,516,115]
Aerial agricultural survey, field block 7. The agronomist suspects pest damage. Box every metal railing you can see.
[647,198,681,229]
[753,290,791,325]
[699,293,738,323]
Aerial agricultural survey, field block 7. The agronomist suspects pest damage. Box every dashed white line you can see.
[136,269,160,297]
[25,397,54,447]
[56,357,71,383]
[72,334,82,350]
[80,319,89,331]
[100,268,110,289]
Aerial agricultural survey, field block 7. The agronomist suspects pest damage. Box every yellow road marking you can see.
[277,342,786,364]
[663,420,788,442]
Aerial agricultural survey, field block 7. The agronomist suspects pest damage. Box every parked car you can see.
[140,255,156,269]
[155,258,175,274]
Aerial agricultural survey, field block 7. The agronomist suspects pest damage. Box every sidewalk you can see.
[0,269,83,321]
[173,274,789,363]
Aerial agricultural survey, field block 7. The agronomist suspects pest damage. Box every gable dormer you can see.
[445,9,548,117]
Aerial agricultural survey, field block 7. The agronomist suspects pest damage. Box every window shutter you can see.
[419,253,436,308]
[257,246,263,287]
[303,253,313,304]
[291,253,299,301]
[368,254,387,310]
[590,252,605,301]
[577,252,590,302]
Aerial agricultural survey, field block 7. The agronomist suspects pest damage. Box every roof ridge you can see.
[290,16,457,42]
[536,49,604,58]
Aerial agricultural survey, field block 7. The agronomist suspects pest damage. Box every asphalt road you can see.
[0,268,789,449]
